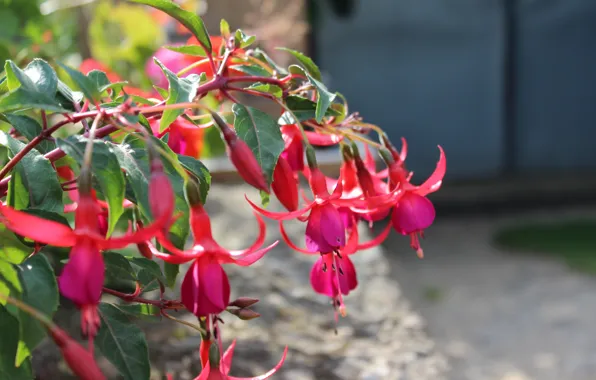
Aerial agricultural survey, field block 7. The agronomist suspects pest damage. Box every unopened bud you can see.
[210,111,236,143]
[380,133,400,162]
[136,242,153,259]
[228,297,259,309]
[272,156,298,211]
[229,308,261,321]
[228,138,269,193]
[49,327,106,380]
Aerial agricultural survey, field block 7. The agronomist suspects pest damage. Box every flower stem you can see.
[0,294,57,330]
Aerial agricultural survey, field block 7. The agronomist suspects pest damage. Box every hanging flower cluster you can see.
[0,3,446,379]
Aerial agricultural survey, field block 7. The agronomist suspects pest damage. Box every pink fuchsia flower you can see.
[150,195,278,317]
[385,144,447,258]
[279,124,343,173]
[0,186,171,336]
[195,339,288,380]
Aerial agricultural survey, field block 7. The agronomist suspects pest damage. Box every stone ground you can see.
[379,205,596,380]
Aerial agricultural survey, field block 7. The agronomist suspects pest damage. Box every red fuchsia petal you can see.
[0,204,76,246]
[181,258,230,317]
[414,145,446,196]
[58,239,104,307]
[304,131,343,146]
[337,255,358,295]
[193,361,213,380]
[329,175,343,200]
[228,241,278,266]
[151,248,197,264]
[342,222,360,255]
[272,156,299,212]
[356,220,392,251]
[228,346,288,380]
[149,167,175,223]
[279,221,318,254]
[398,137,408,163]
[201,257,231,314]
[391,193,436,235]
[308,167,331,200]
[309,254,336,297]
[245,195,314,221]
[338,207,357,230]
[221,339,237,375]
[280,124,304,172]
[305,204,345,253]
[358,207,391,224]
[363,145,377,173]
[94,210,172,250]
[49,327,107,380]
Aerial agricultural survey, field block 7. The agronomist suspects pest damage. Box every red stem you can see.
[102,287,185,310]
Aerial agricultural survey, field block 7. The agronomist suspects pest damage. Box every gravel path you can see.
[380,207,596,380]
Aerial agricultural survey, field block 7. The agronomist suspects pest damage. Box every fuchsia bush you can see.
[0,1,446,379]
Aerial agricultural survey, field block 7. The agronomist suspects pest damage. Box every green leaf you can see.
[56,80,84,108]
[6,167,28,211]
[95,303,150,380]
[228,64,271,77]
[253,48,287,75]
[87,70,128,93]
[0,60,65,113]
[277,47,322,81]
[15,254,59,366]
[163,262,179,289]
[130,257,166,286]
[220,19,230,38]
[305,72,336,123]
[56,136,125,236]
[0,9,18,40]
[0,131,63,213]
[154,58,203,132]
[109,142,152,218]
[0,259,21,306]
[153,85,169,100]
[246,83,282,98]
[0,306,32,380]
[164,45,208,57]
[0,223,31,265]
[278,95,341,125]
[177,155,210,204]
[2,114,55,153]
[234,29,256,49]
[103,252,138,294]
[130,0,211,52]
[58,62,101,103]
[232,104,285,185]
[114,303,160,320]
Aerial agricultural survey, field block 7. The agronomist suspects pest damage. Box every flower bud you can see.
[148,158,174,222]
[136,241,153,259]
[227,138,269,193]
[272,156,298,211]
[228,308,261,321]
[49,327,106,380]
[228,297,259,309]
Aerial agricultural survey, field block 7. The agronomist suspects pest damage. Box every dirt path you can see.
[380,208,596,380]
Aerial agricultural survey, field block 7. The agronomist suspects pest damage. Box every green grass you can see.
[494,219,596,275]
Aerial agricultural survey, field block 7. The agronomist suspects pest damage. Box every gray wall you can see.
[314,0,596,181]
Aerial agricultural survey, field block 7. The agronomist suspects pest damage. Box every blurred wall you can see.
[314,0,596,181]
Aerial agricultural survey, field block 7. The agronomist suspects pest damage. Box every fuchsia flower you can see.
[195,339,288,380]
[271,155,299,212]
[383,140,446,258]
[0,164,173,337]
[150,197,278,318]
[279,124,343,173]
[149,116,206,159]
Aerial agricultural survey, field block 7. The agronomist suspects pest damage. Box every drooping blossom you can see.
[0,169,172,336]
[149,180,277,318]
[48,326,106,380]
[382,140,446,258]
[195,338,287,380]
[149,116,206,158]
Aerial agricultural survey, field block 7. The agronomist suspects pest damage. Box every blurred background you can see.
[3,0,596,379]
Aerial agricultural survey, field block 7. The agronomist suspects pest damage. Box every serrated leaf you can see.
[154,58,202,132]
[232,104,285,185]
[0,131,63,213]
[246,83,282,98]
[58,62,101,103]
[0,306,32,380]
[164,45,208,57]
[177,155,210,204]
[103,252,138,293]
[2,114,54,153]
[278,95,341,125]
[56,136,125,236]
[87,70,128,93]
[277,47,322,81]
[228,64,271,77]
[95,303,150,380]
[163,262,179,289]
[0,60,65,113]
[15,254,58,366]
[130,0,211,52]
